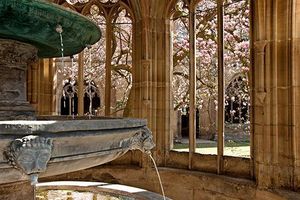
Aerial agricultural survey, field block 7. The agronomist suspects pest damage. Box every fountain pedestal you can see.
[0,39,37,120]
[0,40,37,199]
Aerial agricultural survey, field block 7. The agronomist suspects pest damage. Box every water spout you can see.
[148,153,166,200]
[30,173,39,186]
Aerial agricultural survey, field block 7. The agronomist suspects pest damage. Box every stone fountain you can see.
[0,1,154,199]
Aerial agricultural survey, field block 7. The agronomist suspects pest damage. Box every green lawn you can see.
[173,141,250,157]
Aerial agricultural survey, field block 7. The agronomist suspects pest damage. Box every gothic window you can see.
[85,5,106,116]
[61,79,78,116]
[225,75,250,125]
[83,80,101,115]
[111,8,133,116]
[56,0,133,117]
[60,79,101,116]
[170,0,251,170]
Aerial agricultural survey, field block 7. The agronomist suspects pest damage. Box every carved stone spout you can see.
[120,127,155,154]
[5,135,53,185]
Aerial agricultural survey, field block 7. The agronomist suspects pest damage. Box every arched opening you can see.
[83,80,101,115]
[110,7,133,116]
[170,0,251,157]
[60,79,78,116]
[60,80,101,116]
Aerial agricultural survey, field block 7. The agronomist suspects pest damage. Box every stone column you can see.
[78,52,84,116]
[0,39,37,120]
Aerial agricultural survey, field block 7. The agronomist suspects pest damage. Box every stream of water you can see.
[56,25,64,69]
[149,154,166,200]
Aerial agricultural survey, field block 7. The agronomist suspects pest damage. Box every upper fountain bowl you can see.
[0,0,101,58]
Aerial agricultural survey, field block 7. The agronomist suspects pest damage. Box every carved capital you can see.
[254,40,268,54]
[0,39,38,69]
[141,59,151,69]
[4,135,53,184]
[120,127,155,153]
[255,91,267,106]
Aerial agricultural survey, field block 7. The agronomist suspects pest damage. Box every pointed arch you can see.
[81,0,108,17]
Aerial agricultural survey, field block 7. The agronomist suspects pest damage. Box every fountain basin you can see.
[0,0,101,57]
[0,118,154,185]
[36,181,169,200]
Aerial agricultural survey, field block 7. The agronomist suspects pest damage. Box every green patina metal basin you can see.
[0,0,101,58]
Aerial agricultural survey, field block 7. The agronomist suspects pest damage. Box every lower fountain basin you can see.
[0,118,154,185]
[36,181,169,200]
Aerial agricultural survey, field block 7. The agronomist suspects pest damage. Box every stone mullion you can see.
[105,19,112,116]
[164,19,173,158]
[38,60,44,115]
[217,0,224,174]
[188,6,196,169]
[77,52,84,116]
[249,0,255,178]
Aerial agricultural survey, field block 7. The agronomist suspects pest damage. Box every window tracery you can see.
[170,0,251,161]
[55,0,133,117]
[66,0,119,5]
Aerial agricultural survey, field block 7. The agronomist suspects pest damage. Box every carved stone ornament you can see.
[4,135,53,184]
[0,39,38,68]
[120,127,155,154]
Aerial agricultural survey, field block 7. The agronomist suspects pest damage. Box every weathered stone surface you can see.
[0,39,37,120]
[0,181,34,200]
[5,135,53,185]
[0,118,147,134]
[0,119,154,185]
[121,127,155,153]
[0,39,37,67]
